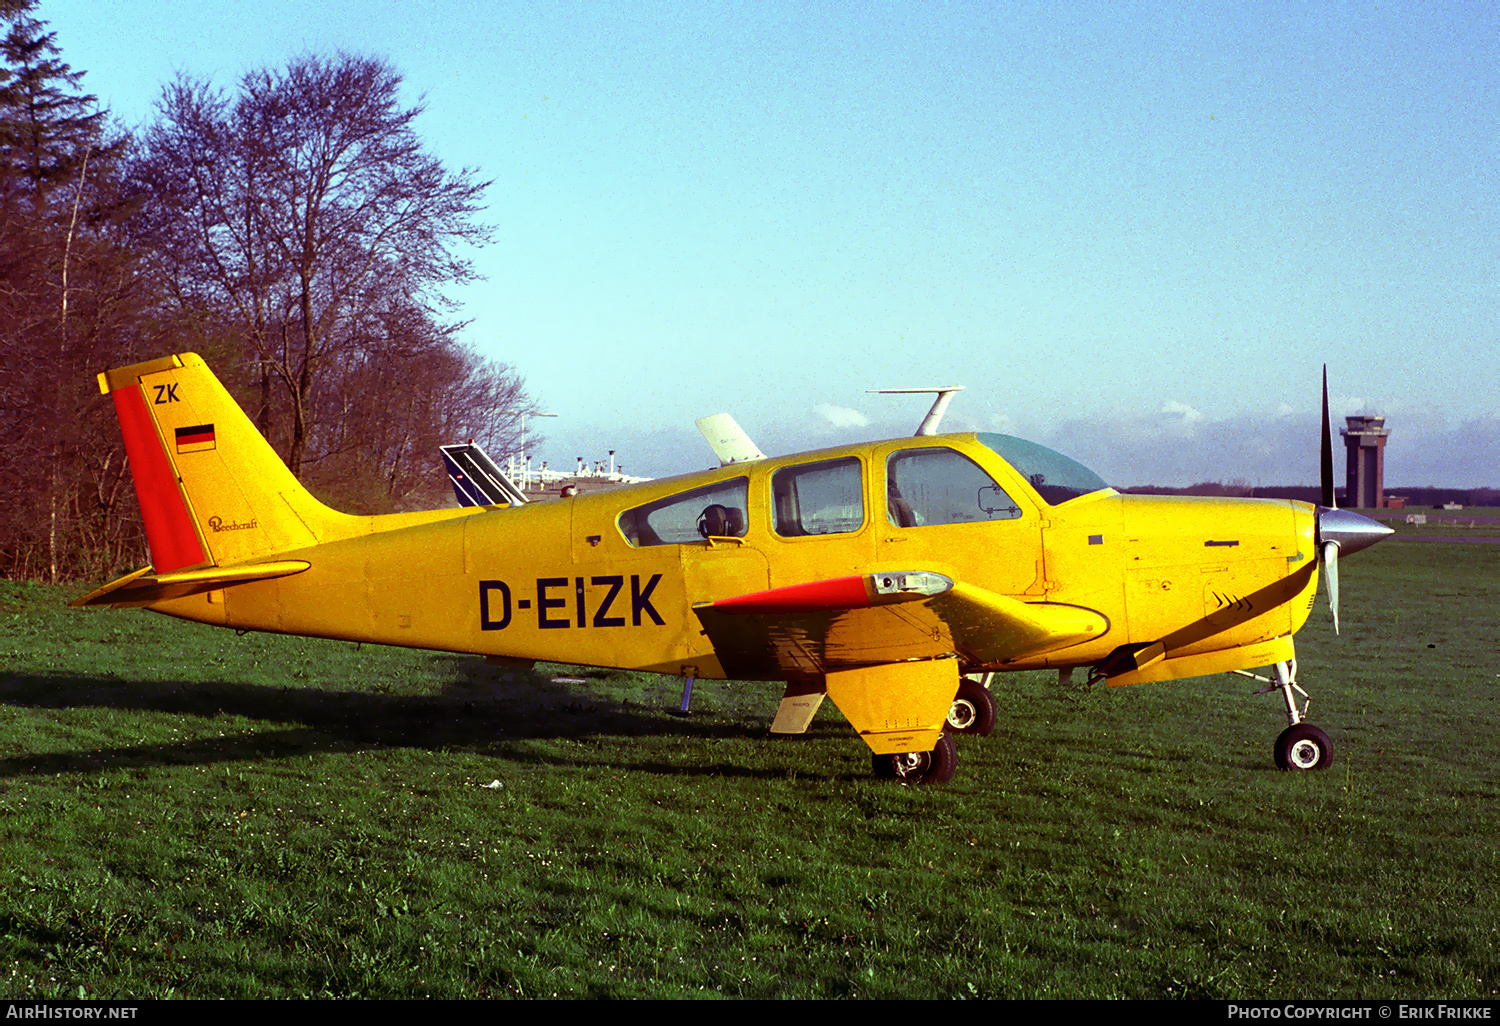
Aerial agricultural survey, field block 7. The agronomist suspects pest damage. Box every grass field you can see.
[0,535,1497,999]
[1370,506,1500,542]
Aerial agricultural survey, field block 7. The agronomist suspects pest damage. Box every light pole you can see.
[518,411,557,486]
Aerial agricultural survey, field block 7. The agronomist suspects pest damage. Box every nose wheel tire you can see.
[873,732,958,784]
[1274,723,1333,771]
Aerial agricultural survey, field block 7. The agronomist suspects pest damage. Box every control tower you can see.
[1340,415,1390,509]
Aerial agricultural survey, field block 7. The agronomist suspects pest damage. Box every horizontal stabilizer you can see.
[440,443,528,507]
[70,560,311,608]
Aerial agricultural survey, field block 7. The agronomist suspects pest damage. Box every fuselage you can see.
[144,432,1320,682]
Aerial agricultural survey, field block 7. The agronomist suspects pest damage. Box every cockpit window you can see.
[887,447,1022,526]
[619,477,749,546]
[976,433,1109,506]
[773,457,864,536]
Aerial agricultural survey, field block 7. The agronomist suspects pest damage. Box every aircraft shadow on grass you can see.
[0,665,815,781]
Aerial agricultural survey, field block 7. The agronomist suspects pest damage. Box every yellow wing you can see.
[692,571,1110,679]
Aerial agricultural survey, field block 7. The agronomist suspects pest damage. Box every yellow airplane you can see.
[73,353,1392,784]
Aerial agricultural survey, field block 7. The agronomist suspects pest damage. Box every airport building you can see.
[1341,415,1390,509]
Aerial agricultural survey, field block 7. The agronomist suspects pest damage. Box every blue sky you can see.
[38,0,1500,487]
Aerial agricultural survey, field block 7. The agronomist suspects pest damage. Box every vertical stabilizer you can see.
[440,443,529,506]
[694,413,766,466]
[99,353,355,572]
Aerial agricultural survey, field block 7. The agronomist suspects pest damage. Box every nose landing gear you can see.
[1237,658,1334,771]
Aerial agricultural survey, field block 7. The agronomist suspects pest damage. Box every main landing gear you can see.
[872,732,958,785]
[1239,658,1334,771]
[872,673,993,785]
[946,672,996,736]
[1275,722,1333,771]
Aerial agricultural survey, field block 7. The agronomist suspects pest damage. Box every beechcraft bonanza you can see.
[75,355,1391,784]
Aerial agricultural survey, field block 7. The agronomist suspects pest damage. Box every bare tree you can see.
[133,53,498,478]
[310,332,531,512]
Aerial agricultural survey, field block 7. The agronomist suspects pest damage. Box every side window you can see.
[619,478,749,546]
[887,448,1022,527]
[773,457,864,536]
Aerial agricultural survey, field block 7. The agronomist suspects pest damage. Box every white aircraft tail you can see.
[695,413,766,465]
[868,386,966,436]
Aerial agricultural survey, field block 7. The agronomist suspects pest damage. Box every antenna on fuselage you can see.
[868,386,966,436]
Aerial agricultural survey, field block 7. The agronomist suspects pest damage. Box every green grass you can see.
[0,538,1496,998]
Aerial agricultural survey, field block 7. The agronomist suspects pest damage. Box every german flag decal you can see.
[175,423,216,453]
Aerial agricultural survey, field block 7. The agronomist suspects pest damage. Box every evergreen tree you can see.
[0,13,120,211]
[0,12,149,580]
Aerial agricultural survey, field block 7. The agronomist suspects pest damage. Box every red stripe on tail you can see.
[112,385,206,573]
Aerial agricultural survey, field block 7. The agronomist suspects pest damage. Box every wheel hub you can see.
[1288,739,1322,769]
[892,751,928,778]
[948,698,978,731]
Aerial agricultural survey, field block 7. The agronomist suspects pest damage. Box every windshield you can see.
[976,433,1110,506]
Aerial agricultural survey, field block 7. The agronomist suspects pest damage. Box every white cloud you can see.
[814,403,870,429]
[1160,400,1205,425]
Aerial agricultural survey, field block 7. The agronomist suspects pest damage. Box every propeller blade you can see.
[1321,539,1340,634]
[1321,364,1335,509]
[1314,369,1393,631]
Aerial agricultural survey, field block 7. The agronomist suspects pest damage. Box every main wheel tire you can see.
[947,679,997,736]
[872,733,958,785]
[1274,723,1333,771]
